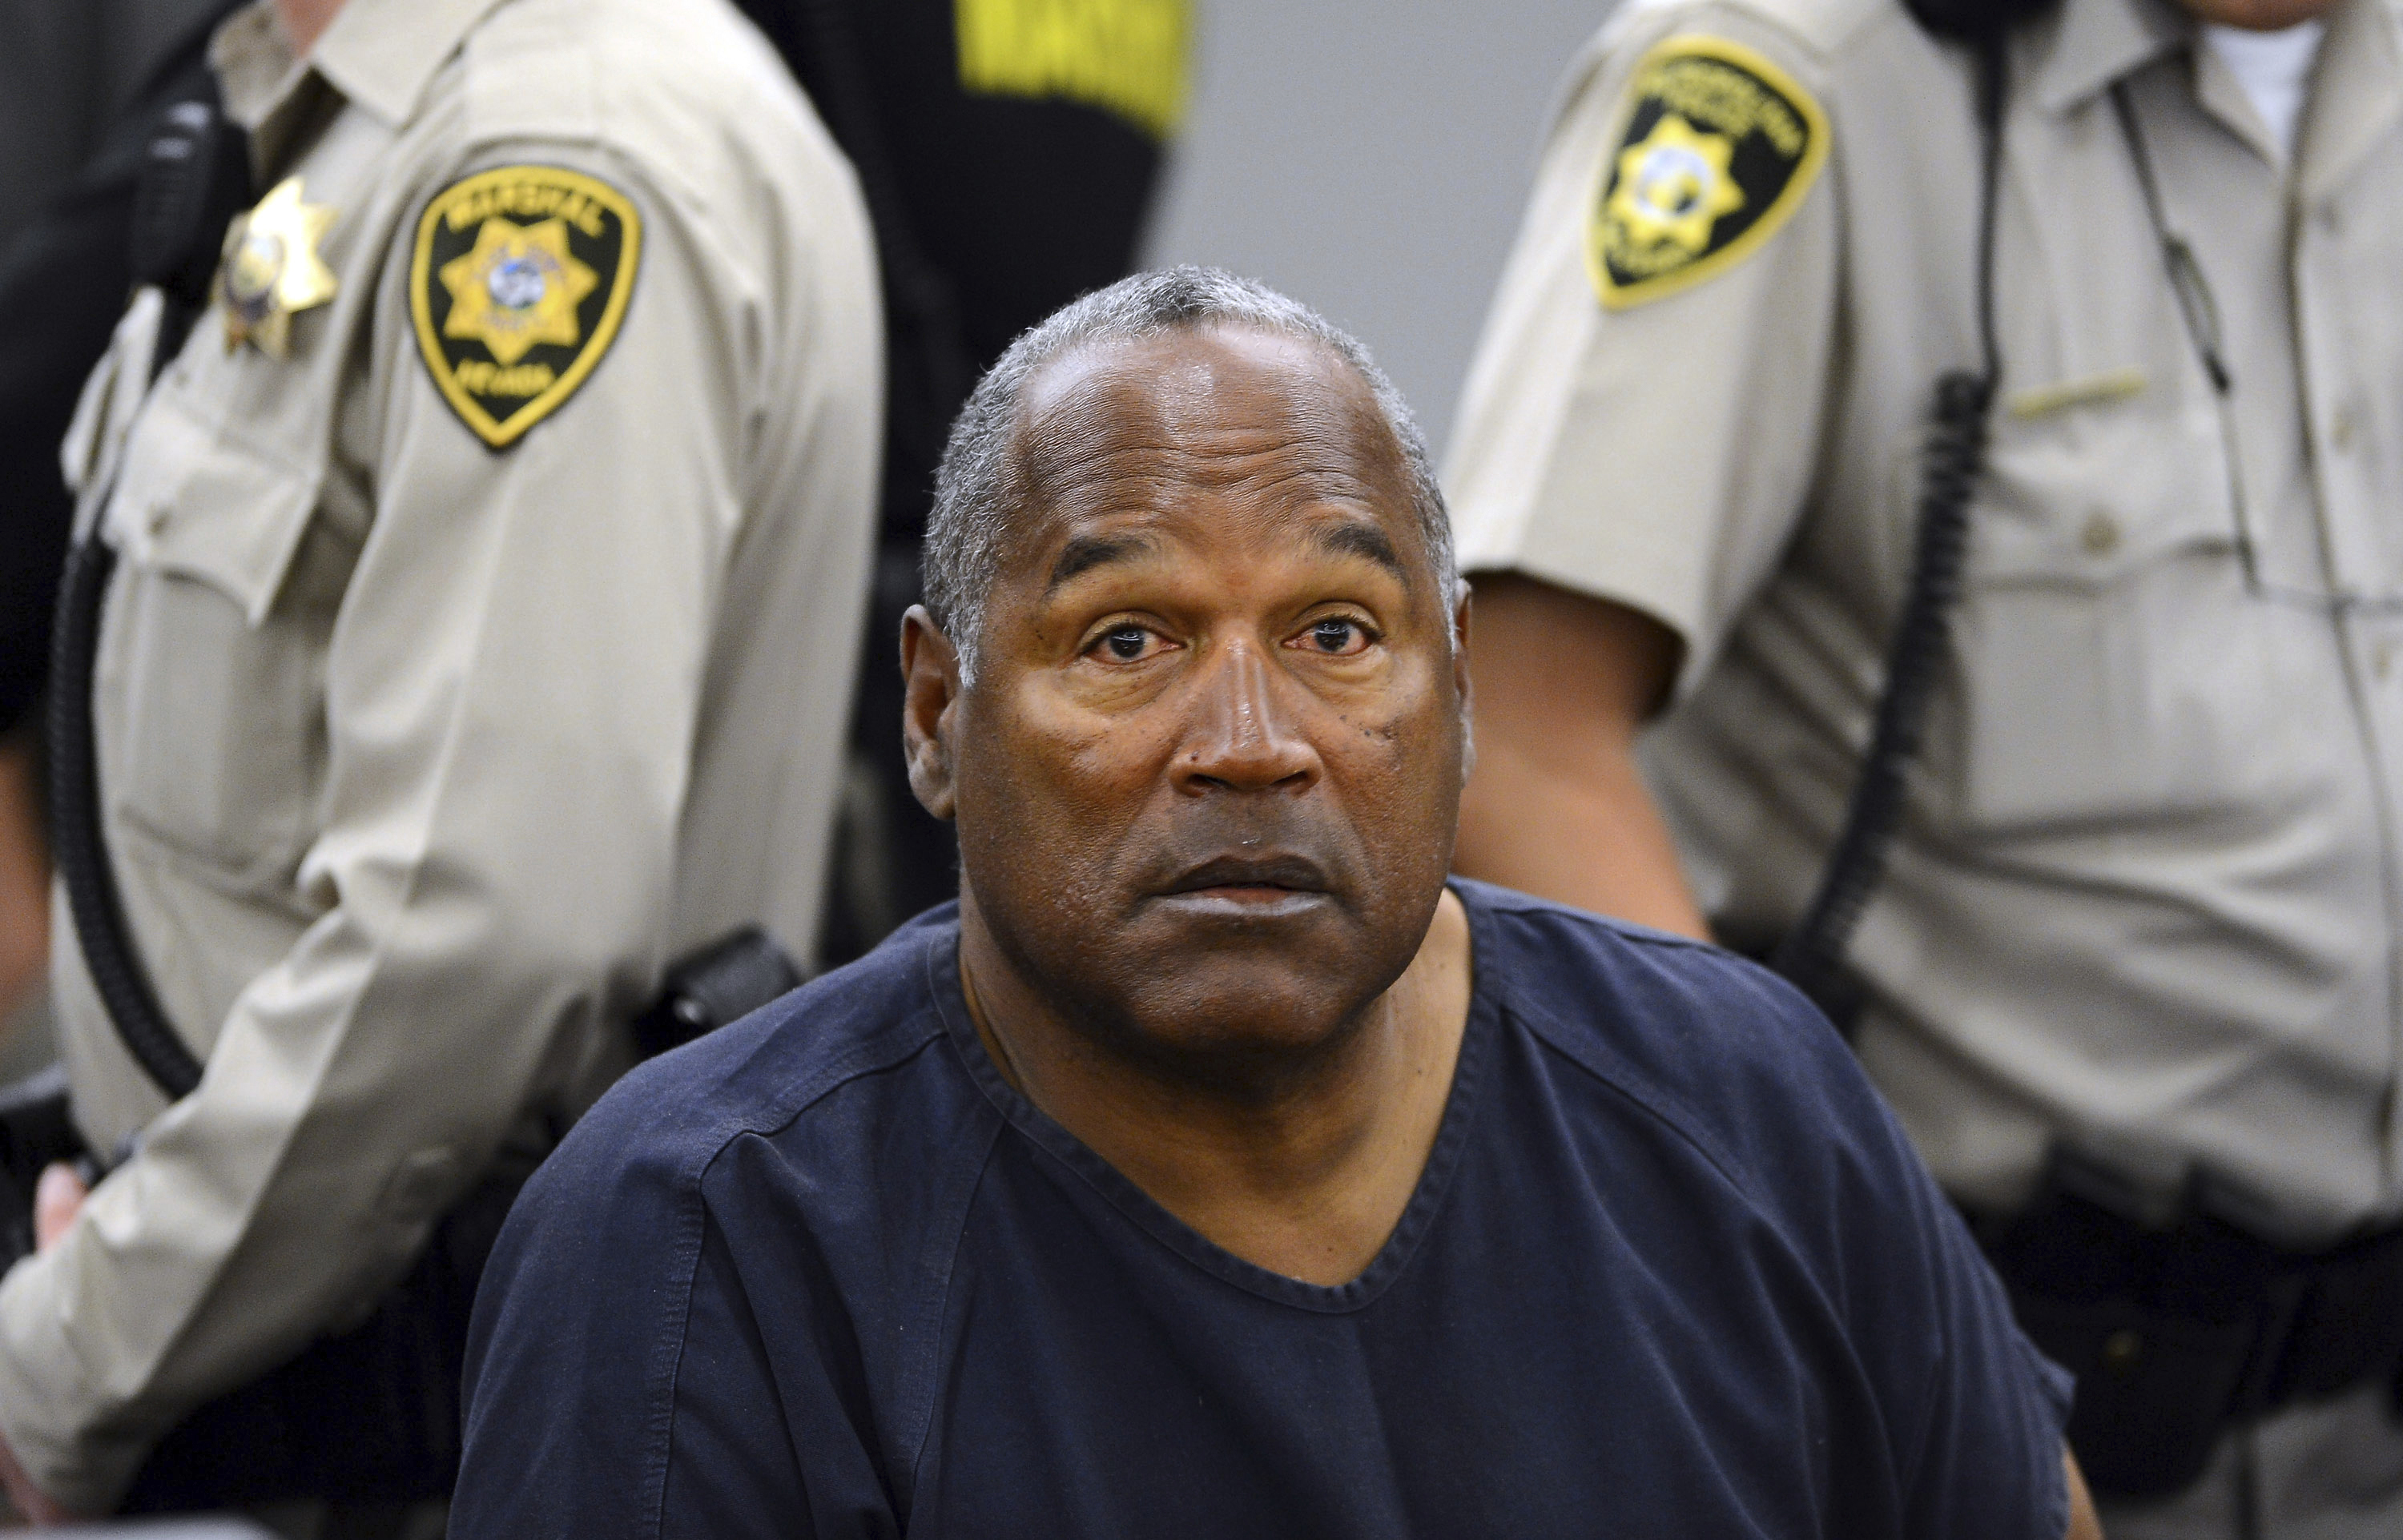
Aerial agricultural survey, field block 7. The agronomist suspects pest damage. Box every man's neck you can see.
[273,0,347,55]
[958,889,1474,1288]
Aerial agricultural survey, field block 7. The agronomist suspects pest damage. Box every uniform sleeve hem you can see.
[1460,553,1713,698]
[0,1252,150,1514]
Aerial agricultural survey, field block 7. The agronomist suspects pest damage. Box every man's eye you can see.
[1298,618,1371,656]
[1097,624,1157,662]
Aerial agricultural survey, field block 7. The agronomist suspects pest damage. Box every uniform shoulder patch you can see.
[409,166,642,449]
[1586,36,1829,311]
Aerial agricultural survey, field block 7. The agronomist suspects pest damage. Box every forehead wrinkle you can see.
[1024,444,1401,592]
[1021,398,1395,518]
[1000,325,1427,597]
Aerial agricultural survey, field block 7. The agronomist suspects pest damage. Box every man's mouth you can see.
[1157,854,1332,911]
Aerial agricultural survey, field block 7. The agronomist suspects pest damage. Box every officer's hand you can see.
[0,1421,78,1526]
[0,1167,94,1524]
[33,1164,86,1254]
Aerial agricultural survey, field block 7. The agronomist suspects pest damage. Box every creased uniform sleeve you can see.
[0,130,876,1510]
[1443,7,1844,698]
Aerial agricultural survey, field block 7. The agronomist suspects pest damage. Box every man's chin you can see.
[1081,927,1405,1064]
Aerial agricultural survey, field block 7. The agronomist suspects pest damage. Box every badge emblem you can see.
[1588,38,1827,309]
[409,167,642,449]
[219,176,340,357]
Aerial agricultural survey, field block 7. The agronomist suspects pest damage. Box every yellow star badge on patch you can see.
[1609,115,1746,257]
[410,167,642,449]
[439,217,601,365]
[219,176,340,358]
[1588,37,1829,310]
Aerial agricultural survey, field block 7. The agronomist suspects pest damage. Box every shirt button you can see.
[2333,407,2359,452]
[2319,203,2342,235]
[2080,513,2120,557]
[2375,641,2397,682]
[145,501,171,535]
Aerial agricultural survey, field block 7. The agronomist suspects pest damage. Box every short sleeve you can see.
[1745,959,2074,1538]
[453,1099,715,1540]
[458,1095,844,1540]
[1442,7,1846,698]
[1888,1184,2075,1540]
[458,1088,920,1540]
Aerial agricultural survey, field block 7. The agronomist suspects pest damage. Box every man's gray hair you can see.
[924,265,1459,684]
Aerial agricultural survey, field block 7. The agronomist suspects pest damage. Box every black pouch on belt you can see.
[1978,1173,2403,1502]
[0,1068,92,1269]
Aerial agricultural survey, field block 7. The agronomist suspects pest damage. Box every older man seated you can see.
[451,267,2095,1539]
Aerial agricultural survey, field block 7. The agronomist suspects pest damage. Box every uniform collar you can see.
[2026,0,2188,117]
[215,0,515,134]
[210,1,308,133]
[2296,0,2403,202]
[308,0,517,127]
[2024,0,2402,196]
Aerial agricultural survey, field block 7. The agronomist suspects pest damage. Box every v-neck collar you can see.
[927,884,1500,1314]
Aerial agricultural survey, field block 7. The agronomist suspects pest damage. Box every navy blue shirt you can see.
[456,883,2071,1538]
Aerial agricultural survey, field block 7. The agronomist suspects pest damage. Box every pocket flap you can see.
[105,389,322,627]
[1969,392,2236,586]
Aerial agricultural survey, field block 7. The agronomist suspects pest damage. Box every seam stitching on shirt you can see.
[900,1111,1010,1518]
[641,1154,710,1538]
[639,935,956,1531]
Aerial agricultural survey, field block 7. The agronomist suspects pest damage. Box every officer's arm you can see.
[2064,1450,2103,1539]
[1456,574,1705,936]
[0,136,875,1511]
[1443,11,1842,938]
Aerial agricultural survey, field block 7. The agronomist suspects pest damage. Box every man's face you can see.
[922,324,1469,1078]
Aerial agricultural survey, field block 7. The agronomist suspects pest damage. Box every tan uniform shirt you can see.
[1449,0,2403,1244]
[0,0,881,1508]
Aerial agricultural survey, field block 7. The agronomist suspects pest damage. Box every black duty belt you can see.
[1973,1180,2403,1502]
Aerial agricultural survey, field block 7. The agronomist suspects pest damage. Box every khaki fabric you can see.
[0,0,881,1510]
[1447,0,2403,1242]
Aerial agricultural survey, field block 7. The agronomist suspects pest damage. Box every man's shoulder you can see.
[534,909,978,1220]
[1464,878,1804,1023]
[1462,883,1902,1208]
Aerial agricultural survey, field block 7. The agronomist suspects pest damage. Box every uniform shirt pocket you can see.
[99,388,329,886]
[1947,390,2299,833]
[1966,390,2236,584]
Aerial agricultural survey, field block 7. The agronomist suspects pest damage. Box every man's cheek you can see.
[970,772,1125,915]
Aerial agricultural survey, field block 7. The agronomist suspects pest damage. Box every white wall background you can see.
[1144,1,1616,452]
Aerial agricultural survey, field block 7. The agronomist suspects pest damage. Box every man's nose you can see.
[1173,641,1320,795]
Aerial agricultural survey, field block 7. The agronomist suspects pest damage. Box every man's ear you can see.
[1452,586,1475,782]
[900,605,964,822]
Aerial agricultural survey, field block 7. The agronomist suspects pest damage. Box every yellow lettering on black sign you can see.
[1586,37,1828,309]
[956,0,1193,139]
[409,166,642,449]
